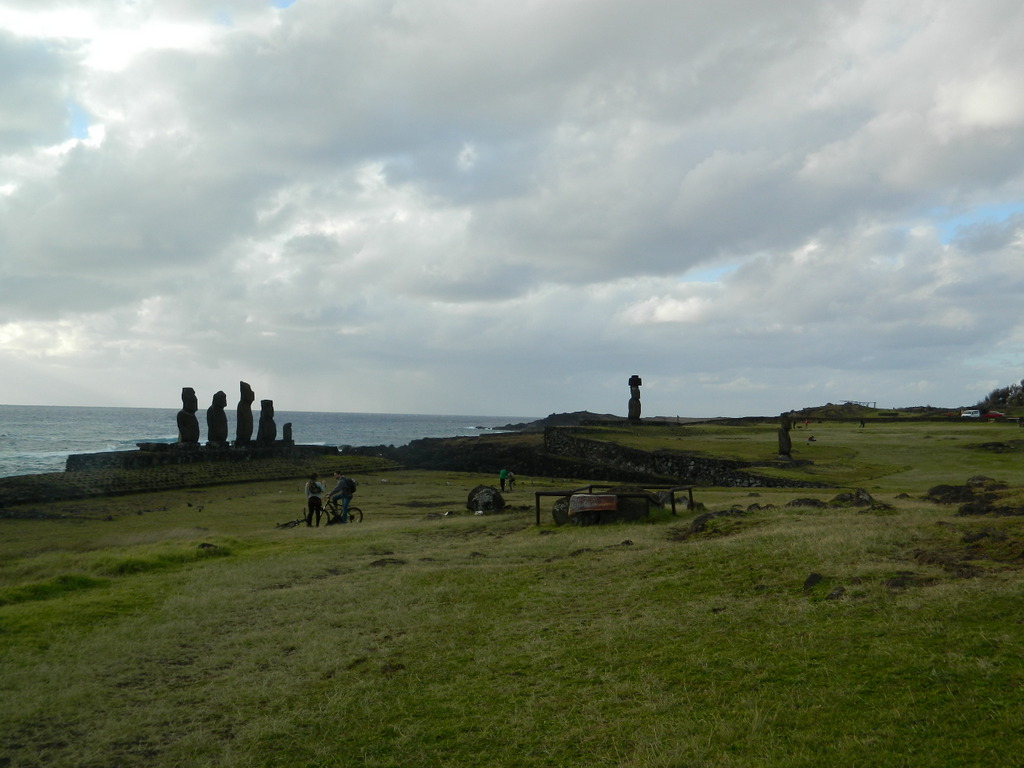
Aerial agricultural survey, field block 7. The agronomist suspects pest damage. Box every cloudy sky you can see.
[1,0,1023,419]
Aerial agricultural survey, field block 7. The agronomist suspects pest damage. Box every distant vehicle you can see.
[982,411,1005,420]
[960,410,981,418]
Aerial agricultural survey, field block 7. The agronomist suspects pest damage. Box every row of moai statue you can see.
[176,381,290,448]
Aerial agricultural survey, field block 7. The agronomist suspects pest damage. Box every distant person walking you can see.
[499,468,509,492]
[305,473,324,527]
[507,471,516,491]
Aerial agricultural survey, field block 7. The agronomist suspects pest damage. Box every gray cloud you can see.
[0,0,1022,417]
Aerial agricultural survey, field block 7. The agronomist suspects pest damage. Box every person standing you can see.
[305,473,324,527]
[328,471,355,523]
[498,468,509,492]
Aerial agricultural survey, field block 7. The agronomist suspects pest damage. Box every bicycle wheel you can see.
[348,506,363,523]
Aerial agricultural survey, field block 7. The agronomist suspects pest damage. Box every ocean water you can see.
[0,405,534,478]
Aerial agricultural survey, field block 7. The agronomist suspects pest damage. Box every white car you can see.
[960,410,981,418]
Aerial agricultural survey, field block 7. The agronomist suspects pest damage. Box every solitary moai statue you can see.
[206,390,229,446]
[628,374,643,423]
[282,422,293,446]
[177,387,201,444]
[235,381,255,446]
[256,399,277,446]
[778,412,793,459]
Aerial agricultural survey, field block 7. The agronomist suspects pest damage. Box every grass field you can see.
[575,417,1024,492]
[2,421,1024,767]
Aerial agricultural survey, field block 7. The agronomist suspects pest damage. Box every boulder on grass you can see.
[467,485,505,514]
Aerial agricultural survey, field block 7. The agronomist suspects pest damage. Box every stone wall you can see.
[66,444,339,472]
[542,428,828,488]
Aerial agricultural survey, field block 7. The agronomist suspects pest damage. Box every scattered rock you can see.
[967,475,1005,490]
[467,485,505,513]
[961,528,1006,544]
[924,484,976,504]
[803,572,823,590]
[957,501,1000,516]
[785,498,828,508]
[689,509,741,533]
[830,488,876,507]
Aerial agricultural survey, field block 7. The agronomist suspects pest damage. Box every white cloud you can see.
[0,0,1023,417]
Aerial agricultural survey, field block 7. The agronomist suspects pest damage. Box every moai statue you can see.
[176,387,201,445]
[256,399,277,446]
[282,422,293,446]
[627,374,643,423]
[235,381,255,446]
[206,390,229,446]
[778,412,793,459]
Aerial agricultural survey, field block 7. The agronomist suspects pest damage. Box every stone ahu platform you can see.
[65,443,340,472]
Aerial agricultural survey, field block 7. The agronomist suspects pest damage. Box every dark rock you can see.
[803,572,823,590]
[924,484,976,504]
[830,488,876,507]
[687,507,749,534]
[467,485,505,513]
[786,498,828,508]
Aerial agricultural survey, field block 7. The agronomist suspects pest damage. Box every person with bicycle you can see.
[327,470,356,523]
[304,473,325,527]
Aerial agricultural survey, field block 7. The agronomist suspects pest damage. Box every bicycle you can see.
[323,496,363,524]
[275,498,363,529]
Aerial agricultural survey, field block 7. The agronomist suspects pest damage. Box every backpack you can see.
[345,477,357,494]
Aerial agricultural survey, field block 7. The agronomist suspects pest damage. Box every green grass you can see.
[2,431,1024,766]
[573,418,1024,492]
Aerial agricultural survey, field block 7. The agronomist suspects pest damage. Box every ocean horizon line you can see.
[0,402,541,421]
